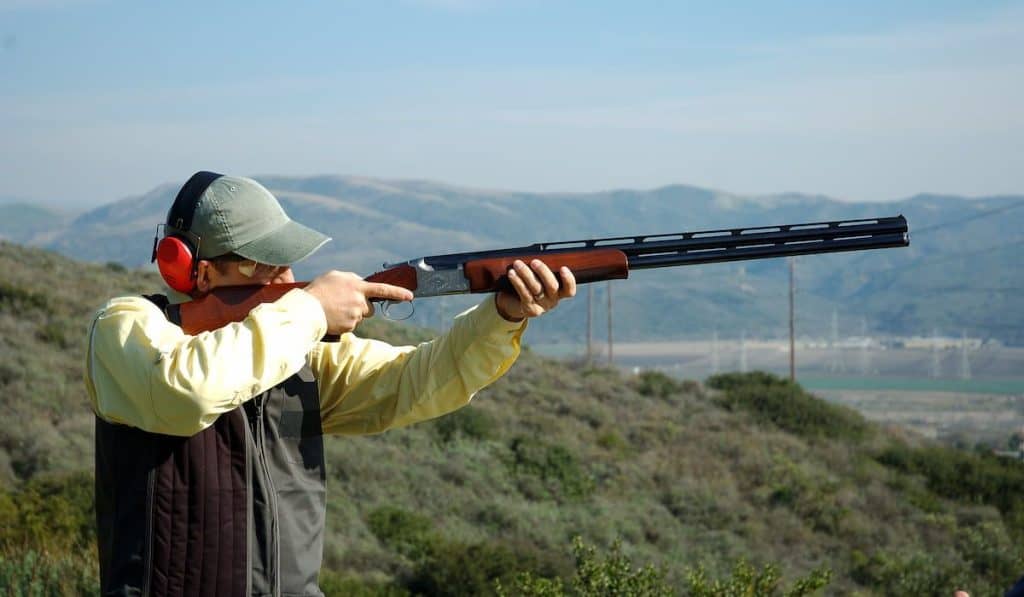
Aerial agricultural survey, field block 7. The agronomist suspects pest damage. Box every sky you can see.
[1,0,1022,208]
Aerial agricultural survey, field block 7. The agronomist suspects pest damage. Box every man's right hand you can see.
[304,271,414,335]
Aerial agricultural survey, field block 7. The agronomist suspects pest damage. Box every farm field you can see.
[535,341,1024,446]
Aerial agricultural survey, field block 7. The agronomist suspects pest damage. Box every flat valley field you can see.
[534,341,1024,446]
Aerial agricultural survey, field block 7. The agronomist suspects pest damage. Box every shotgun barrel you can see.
[393,215,909,297]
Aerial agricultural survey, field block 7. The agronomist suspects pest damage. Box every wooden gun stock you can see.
[178,282,306,336]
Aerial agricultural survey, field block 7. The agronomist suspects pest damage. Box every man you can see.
[85,171,575,596]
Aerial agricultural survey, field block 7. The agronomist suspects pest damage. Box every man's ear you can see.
[194,260,215,294]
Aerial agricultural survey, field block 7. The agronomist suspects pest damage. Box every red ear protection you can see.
[152,171,224,293]
[155,235,199,293]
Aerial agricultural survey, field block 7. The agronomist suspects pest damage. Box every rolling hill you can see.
[12,176,1024,345]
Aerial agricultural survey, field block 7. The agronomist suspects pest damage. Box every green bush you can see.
[0,471,95,554]
[365,506,545,597]
[0,549,100,596]
[0,281,52,315]
[497,537,672,597]
[757,458,848,535]
[685,560,831,597]
[707,372,868,441]
[507,437,594,501]
[432,406,498,444]
[319,570,408,597]
[499,538,831,597]
[849,550,970,596]
[410,539,540,597]
[631,371,684,400]
[366,506,435,561]
[877,443,1024,536]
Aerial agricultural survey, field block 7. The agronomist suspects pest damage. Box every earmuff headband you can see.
[151,171,224,293]
[166,170,224,232]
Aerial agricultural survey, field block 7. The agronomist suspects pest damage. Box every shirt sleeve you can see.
[312,297,526,435]
[85,289,328,436]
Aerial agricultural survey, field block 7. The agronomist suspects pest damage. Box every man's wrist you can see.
[494,293,525,323]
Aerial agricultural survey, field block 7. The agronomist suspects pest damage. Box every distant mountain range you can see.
[4,176,1022,344]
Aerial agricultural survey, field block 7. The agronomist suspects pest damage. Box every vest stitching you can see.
[143,467,155,596]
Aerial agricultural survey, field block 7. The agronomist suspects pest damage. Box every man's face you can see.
[195,259,295,294]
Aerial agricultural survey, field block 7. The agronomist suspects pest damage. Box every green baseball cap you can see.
[172,174,331,266]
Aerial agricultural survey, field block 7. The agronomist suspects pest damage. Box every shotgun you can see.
[178,215,909,336]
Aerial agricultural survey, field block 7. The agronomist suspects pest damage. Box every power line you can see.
[911,199,1024,235]
[864,238,1024,281]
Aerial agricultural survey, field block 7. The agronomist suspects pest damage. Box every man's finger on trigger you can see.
[363,282,414,302]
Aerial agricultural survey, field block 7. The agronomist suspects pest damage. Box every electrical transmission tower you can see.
[859,317,871,376]
[959,330,972,380]
[829,309,845,373]
[930,328,942,379]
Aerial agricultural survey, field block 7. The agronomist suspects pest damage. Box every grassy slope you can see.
[1,241,1022,595]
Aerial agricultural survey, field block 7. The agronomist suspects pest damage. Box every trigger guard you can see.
[375,299,415,321]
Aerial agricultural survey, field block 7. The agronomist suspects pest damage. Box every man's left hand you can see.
[495,260,577,322]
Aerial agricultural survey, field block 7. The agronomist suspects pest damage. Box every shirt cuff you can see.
[465,296,529,334]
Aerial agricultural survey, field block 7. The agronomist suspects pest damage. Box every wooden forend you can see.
[463,249,630,292]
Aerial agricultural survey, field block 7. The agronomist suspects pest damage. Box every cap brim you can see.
[232,219,331,266]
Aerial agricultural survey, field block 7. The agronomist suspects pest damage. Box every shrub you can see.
[0,471,95,554]
[497,537,673,597]
[409,539,540,597]
[366,506,435,561]
[596,430,627,453]
[876,440,1024,581]
[319,570,409,597]
[685,560,831,597]
[507,437,594,501]
[0,281,52,314]
[631,371,684,400]
[0,549,99,596]
[432,406,498,444]
[707,372,868,441]
[876,443,1024,529]
[757,458,848,535]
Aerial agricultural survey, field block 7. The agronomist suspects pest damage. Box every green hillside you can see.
[26,175,1024,345]
[1,241,1022,595]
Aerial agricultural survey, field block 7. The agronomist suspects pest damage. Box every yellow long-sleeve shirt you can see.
[85,288,525,437]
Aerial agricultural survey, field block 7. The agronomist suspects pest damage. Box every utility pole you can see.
[586,285,593,365]
[931,328,942,379]
[606,281,614,365]
[740,330,748,373]
[711,329,720,375]
[830,309,844,373]
[859,317,871,376]
[788,257,796,382]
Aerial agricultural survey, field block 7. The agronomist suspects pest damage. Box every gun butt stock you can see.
[178,282,306,336]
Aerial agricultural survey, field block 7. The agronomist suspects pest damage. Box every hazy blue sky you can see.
[2,0,1021,207]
